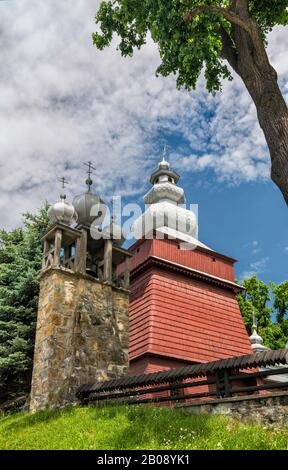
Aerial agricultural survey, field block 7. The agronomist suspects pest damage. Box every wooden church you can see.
[30,154,253,411]
[127,153,252,375]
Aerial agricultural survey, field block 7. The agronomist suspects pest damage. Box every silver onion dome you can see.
[73,191,107,227]
[73,163,107,227]
[48,195,78,226]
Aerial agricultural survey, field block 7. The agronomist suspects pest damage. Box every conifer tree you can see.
[0,206,49,403]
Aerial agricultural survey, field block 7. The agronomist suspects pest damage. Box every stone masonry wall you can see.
[30,267,129,412]
[180,392,288,427]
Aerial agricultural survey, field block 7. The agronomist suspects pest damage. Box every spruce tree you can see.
[0,206,49,403]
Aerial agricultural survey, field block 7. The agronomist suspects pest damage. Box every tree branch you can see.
[183,5,252,35]
[219,26,239,73]
[230,0,249,18]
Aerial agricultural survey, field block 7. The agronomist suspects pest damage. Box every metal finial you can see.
[84,161,96,192]
[252,310,257,332]
[58,176,68,200]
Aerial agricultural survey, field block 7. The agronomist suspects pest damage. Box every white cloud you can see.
[240,257,270,280]
[0,1,287,229]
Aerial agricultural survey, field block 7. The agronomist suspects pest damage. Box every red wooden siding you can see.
[129,238,235,282]
[128,237,251,375]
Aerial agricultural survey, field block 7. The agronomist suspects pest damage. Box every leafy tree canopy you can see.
[237,275,288,349]
[93,0,288,94]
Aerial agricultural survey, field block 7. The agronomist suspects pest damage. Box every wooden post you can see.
[215,373,221,399]
[223,371,231,398]
[124,256,130,289]
[42,239,49,270]
[104,239,113,283]
[75,229,87,274]
[53,229,62,267]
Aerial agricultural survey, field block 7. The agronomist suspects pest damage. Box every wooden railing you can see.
[78,350,288,407]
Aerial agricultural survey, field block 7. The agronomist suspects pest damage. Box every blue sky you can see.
[0,0,287,285]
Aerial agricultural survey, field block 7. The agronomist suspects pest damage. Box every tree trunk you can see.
[222,14,288,205]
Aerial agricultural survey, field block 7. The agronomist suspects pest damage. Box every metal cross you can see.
[58,176,68,189]
[84,161,96,178]
[84,161,96,192]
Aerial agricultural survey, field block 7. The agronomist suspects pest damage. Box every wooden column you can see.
[42,239,49,270]
[75,229,87,274]
[53,229,62,267]
[104,239,113,283]
[124,256,130,289]
[223,371,231,398]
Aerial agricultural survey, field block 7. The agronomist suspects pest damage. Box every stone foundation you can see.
[30,267,129,412]
[179,392,288,427]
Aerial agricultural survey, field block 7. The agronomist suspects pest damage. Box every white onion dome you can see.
[144,182,185,205]
[145,157,185,205]
[249,323,269,353]
[48,195,78,226]
[133,202,196,240]
[133,152,198,241]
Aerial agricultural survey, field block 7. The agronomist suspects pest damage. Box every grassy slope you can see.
[0,405,287,450]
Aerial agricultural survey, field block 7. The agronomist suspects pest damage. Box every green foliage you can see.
[272,281,288,336]
[93,1,288,94]
[0,206,49,403]
[0,405,287,450]
[237,275,288,349]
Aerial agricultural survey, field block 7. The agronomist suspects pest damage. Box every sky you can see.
[0,0,287,285]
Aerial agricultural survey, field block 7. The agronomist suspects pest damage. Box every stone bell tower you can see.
[30,171,131,412]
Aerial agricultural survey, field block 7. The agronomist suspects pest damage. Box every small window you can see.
[155,178,159,183]
[212,257,216,262]
[168,177,173,183]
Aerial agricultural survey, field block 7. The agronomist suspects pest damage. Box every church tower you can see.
[128,150,252,375]
[30,171,131,411]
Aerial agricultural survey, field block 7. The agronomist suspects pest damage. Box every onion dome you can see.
[48,178,78,226]
[145,149,184,205]
[72,162,107,227]
[73,192,106,227]
[133,146,200,242]
[249,314,269,353]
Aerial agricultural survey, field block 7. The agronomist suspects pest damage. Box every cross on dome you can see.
[58,176,68,201]
[84,161,96,192]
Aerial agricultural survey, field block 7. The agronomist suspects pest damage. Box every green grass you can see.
[0,405,287,450]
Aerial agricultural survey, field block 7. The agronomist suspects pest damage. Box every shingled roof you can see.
[78,349,288,396]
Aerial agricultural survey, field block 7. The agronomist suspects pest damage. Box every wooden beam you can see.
[42,239,49,270]
[104,239,113,283]
[53,229,62,267]
[124,256,130,289]
[75,229,87,274]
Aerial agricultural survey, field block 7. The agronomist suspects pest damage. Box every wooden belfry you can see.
[41,170,131,287]
[30,169,131,412]
[41,222,131,289]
